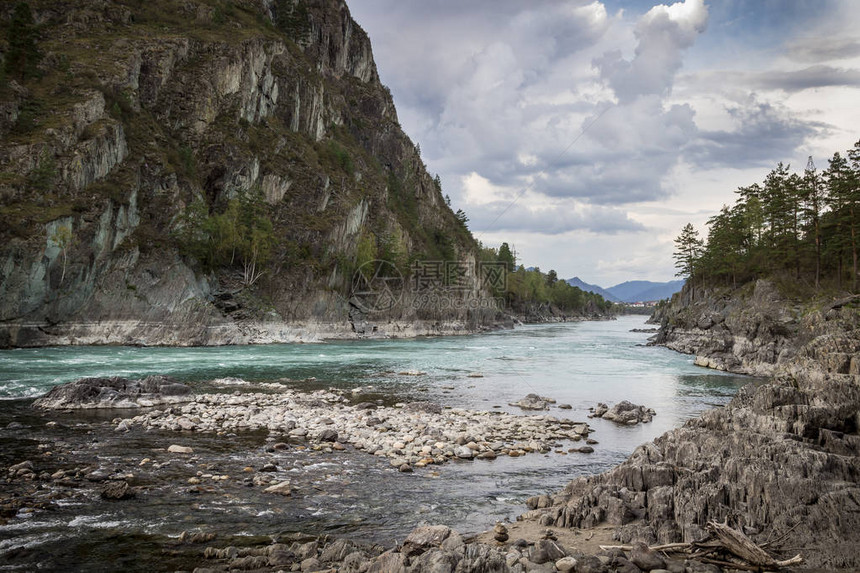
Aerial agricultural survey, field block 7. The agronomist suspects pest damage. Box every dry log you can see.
[598,542,692,552]
[707,520,803,568]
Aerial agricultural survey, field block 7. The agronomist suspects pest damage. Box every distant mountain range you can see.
[567,277,685,303]
[566,277,620,302]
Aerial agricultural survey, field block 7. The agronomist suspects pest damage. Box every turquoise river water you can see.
[0,316,749,570]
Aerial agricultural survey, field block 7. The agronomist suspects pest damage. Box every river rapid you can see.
[0,316,748,571]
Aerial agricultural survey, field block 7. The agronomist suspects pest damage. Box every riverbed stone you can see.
[167,444,193,454]
[263,480,291,496]
[101,480,133,500]
[454,446,474,459]
[509,393,554,410]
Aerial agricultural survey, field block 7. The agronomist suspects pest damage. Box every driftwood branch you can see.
[599,522,803,570]
[825,294,860,311]
[701,557,760,571]
[707,520,775,566]
[707,520,803,569]
[598,542,692,552]
[775,555,804,567]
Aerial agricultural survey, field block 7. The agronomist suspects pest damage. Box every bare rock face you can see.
[0,0,500,349]
[33,375,191,409]
[652,280,801,376]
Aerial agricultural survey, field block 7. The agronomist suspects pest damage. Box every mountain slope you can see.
[566,277,620,302]
[0,0,493,347]
[606,280,684,302]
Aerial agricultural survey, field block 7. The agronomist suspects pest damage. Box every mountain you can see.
[0,0,494,347]
[606,280,685,303]
[566,277,620,302]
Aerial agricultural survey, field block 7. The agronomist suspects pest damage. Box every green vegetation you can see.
[273,0,310,42]
[675,140,860,293]
[5,2,42,83]
[175,187,276,286]
[478,243,612,315]
[26,150,57,192]
[50,224,73,284]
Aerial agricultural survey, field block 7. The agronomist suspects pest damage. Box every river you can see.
[0,316,748,571]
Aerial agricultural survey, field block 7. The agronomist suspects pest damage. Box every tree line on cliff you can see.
[674,140,860,293]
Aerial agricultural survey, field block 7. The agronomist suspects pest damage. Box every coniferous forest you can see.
[674,140,860,293]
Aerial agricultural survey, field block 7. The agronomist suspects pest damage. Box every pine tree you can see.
[497,242,515,271]
[844,141,860,291]
[673,223,703,289]
[5,3,42,82]
[827,151,857,290]
[802,157,826,288]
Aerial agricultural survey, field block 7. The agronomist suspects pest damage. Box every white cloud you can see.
[594,0,707,102]
[348,0,860,286]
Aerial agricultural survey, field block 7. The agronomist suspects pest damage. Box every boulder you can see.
[318,429,338,442]
[592,401,655,425]
[629,541,665,571]
[509,393,555,410]
[263,480,292,496]
[33,375,192,409]
[402,525,453,558]
[101,480,134,500]
[528,539,567,564]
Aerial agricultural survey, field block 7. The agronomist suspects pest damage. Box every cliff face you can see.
[528,282,860,569]
[0,0,495,346]
[650,280,860,377]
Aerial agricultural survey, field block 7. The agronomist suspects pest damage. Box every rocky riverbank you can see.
[2,370,747,573]
[522,281,860,570]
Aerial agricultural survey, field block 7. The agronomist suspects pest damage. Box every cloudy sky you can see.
[348,0,860,287]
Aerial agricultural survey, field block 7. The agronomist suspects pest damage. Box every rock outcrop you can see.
[589,401,655,425]
[531,283,860,570]
[650,280,837,376]
[32,375,192,409]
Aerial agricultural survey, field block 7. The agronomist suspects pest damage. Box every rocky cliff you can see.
[652,280,859,377]
[0,0,496,347]
[526,282,860,570]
